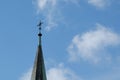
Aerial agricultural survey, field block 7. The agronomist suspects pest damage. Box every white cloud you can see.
[19,68,32,80]
[67,23,120,63]
[37,0,47,10]
[19,63,80,80]
[36,0,57,10]
[92,67,120,80]
[63,0,80,5]
[45,9,58,31]
[88,0,110,8]
[47,63,81,80]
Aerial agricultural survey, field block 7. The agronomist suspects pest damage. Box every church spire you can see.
[31,21,47,80]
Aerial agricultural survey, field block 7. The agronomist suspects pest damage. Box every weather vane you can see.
[37,20,43,36]
[37,20,43,31]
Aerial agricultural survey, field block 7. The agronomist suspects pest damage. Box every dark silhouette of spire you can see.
[31,21,47,80]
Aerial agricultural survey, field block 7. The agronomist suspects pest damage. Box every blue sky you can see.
[0,0,120,80]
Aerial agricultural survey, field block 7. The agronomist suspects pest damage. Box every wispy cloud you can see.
[87,0,110,8]
[19,68,32,80]
[92,67,120,80]
[63,0,80,5]
[36,0,57,11]
[33,0,59,31]
[37,0,47,10]
[33,0,116,31]
[33,0,80,31]
[67,23,120,64]
[47,63,81,80]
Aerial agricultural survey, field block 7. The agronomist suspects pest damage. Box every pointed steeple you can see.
[31,21,47,80]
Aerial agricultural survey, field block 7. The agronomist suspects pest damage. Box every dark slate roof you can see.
[31,33,47,80]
